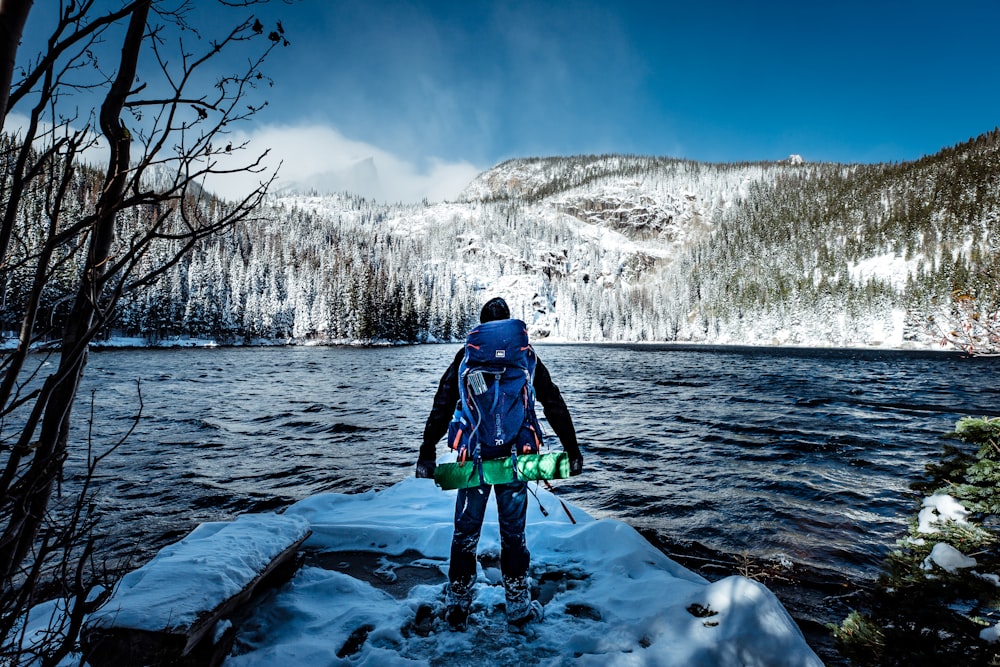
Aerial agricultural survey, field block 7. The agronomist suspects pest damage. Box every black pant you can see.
[446,481,530,615]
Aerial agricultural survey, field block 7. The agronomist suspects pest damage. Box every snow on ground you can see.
[232,478,822,665]
[2,326,954,354]
[19,479,822,665]
[0,336,304,352]
[90,336,222,349]
[847,252,922,291]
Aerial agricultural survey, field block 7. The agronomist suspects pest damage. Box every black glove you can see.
[415,458,436,479]
[569,454,583,476]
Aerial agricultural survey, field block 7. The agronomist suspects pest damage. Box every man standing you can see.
[416,297,583,630]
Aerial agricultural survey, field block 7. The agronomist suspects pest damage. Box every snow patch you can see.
[921,542,977,573]
[982,623,1000,643]
[917,494,970,534]
[847,253,919,291]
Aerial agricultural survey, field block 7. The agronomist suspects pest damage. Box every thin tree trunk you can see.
[0,0,151,584]
[0,0,36,311]
[0,0,33,132]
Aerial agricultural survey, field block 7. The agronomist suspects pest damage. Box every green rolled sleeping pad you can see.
[433,452,571,490]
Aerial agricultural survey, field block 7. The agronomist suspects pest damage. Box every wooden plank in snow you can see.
[81,514,310,666]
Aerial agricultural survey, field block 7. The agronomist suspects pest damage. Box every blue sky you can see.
[18,1,1000,202]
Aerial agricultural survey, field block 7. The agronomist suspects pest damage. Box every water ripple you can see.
[48,344,1000,582]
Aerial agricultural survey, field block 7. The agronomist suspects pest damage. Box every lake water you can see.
[58,344,999,587]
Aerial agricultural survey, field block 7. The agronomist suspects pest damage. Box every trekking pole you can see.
[527,482,549,517]
[542,480,577,525]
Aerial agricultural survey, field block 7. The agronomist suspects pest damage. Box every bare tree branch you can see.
[1,1,289,659]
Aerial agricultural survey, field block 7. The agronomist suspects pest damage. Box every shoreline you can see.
[2,334,970,357]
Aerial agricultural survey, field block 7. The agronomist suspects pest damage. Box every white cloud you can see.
[203,123,482,204]
[4,113,482,204]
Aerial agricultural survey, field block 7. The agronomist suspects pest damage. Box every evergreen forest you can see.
[3,128,999,350]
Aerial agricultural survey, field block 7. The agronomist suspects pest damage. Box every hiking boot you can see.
[445,605,469,631]
[503,574,532,619]
[445,577,474,631]
[507,600,543,631]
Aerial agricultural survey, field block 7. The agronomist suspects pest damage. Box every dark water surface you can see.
[62,344,999,585]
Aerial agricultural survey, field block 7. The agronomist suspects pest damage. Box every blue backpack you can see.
[447,319,544,470]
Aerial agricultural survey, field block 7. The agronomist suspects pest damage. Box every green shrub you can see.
[832,417,1000,666]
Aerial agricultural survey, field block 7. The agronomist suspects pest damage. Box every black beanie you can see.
[480,297,510,323]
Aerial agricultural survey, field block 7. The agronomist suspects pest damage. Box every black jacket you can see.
[420,347,581,463]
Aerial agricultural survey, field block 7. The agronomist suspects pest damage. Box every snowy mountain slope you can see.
[457,154,646,202]
[459,155,791,239]
[87,130,1000,347]
[317,155,855,342]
